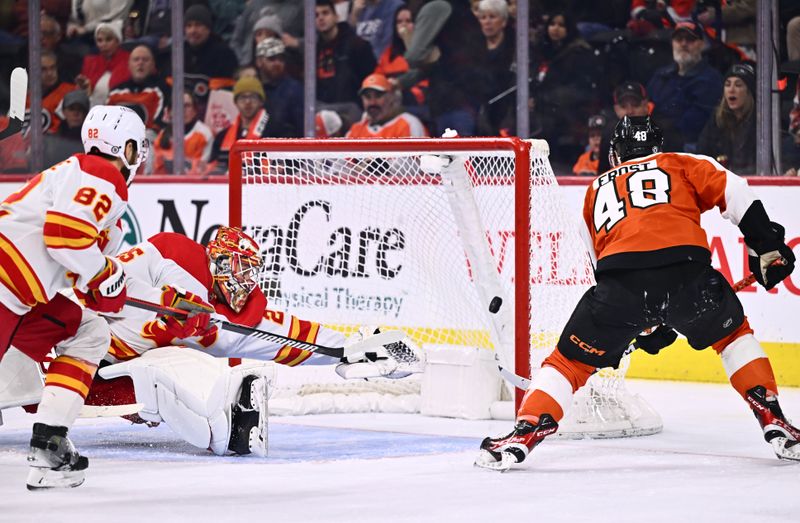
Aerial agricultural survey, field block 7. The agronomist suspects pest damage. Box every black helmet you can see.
[609,115,663,166]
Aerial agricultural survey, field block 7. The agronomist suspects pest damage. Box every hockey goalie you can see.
[3,226,424,458]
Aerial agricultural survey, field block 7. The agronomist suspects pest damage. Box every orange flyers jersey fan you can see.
[583,152,759,272]
[0,154,127,314]
[346,112,428,139]
[104,232,343,367]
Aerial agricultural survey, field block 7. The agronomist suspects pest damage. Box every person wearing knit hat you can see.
[210,76,273,173]
[696,62,756,173]
[76,19,131,106]
[254,37,304,138]
[185,4,213,30]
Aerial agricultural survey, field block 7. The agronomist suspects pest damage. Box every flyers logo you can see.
[569,334,606,356]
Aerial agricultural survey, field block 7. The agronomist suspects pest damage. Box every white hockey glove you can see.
[336,327,425,380]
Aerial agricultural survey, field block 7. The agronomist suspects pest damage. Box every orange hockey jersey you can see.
[583,152,758,272]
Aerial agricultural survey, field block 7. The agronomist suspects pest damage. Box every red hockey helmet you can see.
[207,226,262,313]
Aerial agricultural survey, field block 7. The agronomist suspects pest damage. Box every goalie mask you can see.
[207,227,262,313]
[609,115,663,167]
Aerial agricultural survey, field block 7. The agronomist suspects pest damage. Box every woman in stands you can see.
[697,63,757,174]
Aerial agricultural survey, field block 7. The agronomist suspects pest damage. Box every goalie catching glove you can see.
[336,326,425,380]
[158,285,217,339]
[73,257,127,313]
[738,202,795,290]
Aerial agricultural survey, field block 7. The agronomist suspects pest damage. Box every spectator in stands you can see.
[596,81,652,174]
[210,77,274,173]
[572,114,606,176]
[180,4,239,116]
[346,73,428,138]
[41,14,82,83]
[374,5,429,121]
[230,1,305,67]
[316,109,345,137]
[476,0,515,136]
[255,38,304,137]
[44,89,89,165]
[784,82,800,176]
[153,91,214,176]
[66,0,134,45]
[396,0,487,136]
[789,16,800,62]
[646,21,723,153]
[249,14,302,78]
[350,0,406,60]
[316,0,377,119]
[40,50,77,134]
[531,10,601,168]
[697,63,756,174]
[107,45,170,134]
[697,0,756,61]
[75,21,131,106]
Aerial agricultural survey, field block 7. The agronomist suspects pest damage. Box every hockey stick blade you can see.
[0,67,27,140]
[495,263,783,391]
[124,297,403,359]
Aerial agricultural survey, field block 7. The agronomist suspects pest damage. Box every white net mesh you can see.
[234,138,661,438]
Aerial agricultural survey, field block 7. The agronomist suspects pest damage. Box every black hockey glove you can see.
[738,202,796,290]
[633,325,678,355]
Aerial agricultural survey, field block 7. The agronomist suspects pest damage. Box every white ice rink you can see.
[1,379,799,523]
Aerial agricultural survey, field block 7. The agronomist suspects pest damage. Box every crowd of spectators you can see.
[0,0,798,176]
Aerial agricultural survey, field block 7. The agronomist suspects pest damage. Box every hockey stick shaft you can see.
[124,297,403,359]
[497,262,784,391]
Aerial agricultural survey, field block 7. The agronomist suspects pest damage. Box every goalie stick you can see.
[495,263,783,391]
[0,68,27,140]
[124,297,404,359]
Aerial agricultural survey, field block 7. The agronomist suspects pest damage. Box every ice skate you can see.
[26,423,89,490]
[474,415,559,471]
[745,386,800,462]
[228,375,268,456]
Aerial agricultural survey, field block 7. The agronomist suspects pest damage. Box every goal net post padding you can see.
[229,137,662,439]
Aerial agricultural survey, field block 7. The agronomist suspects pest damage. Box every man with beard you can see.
[346,74,428,138]
[646,22,722,153]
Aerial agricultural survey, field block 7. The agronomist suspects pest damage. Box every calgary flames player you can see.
[0,105,147,489]
[476,115,798,471]
[83,226,423,456]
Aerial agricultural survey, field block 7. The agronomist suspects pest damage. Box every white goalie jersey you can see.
[105,232,344,366]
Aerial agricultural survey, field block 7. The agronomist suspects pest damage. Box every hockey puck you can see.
[489,296,502,314]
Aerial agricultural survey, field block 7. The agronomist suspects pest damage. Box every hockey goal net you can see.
[229,137,661,438]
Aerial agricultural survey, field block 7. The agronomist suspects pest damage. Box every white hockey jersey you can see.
[0,154,127,314]
[105,232,344,366]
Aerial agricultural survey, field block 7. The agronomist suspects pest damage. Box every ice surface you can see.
[1,380,799,522]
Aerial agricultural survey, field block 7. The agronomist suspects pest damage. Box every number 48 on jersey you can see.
[593,162,672,232]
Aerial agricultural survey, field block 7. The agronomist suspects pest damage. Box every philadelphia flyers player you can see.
[0,105,147,488]
[476,115,798,471]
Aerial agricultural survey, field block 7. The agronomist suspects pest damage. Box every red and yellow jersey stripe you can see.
[0,232,49,307]
[44,355,97,399]
[108,335,142,362]
[43,210,100,250]
[273,317,320,367]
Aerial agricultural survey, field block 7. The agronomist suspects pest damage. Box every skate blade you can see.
[26,467,86,490]
[473,450,516,472]
[771,437,800,462]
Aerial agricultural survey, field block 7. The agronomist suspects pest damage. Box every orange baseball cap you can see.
[358,74,392,96]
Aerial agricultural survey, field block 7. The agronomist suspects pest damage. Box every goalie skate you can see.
[474,415,559,472]
[26,423,89,490]
[745,386,800,462]
[228,375,268,457]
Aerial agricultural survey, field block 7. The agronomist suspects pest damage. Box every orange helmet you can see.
[207,226,262,313]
